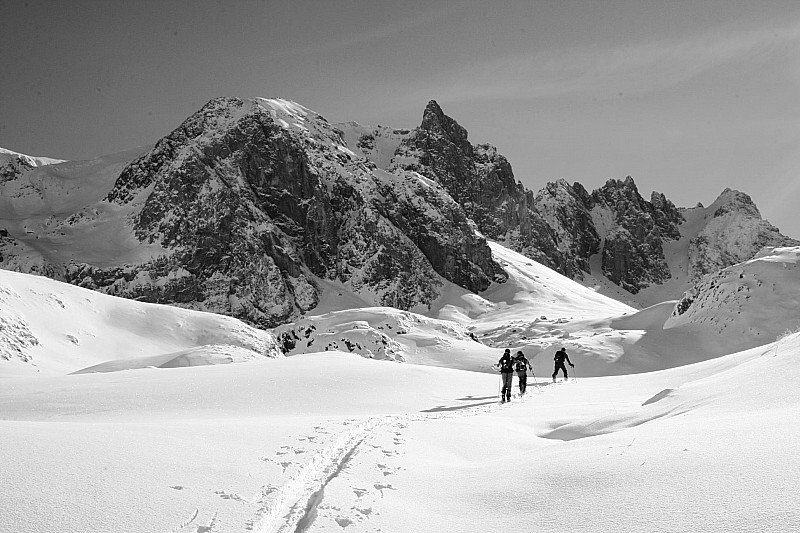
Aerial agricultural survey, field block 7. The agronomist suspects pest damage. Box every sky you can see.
[2,0,800,237]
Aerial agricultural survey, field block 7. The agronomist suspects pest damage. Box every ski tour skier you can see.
[552,347,574,382]
[514,350,533,395]
[498,349,514,403]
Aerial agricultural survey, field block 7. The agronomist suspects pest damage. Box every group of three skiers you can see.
[497,347,574,403]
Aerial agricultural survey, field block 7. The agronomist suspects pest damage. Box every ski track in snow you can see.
[170,397,509,533]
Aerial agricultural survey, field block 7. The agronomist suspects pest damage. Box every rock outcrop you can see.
[388,101,573,276]
[1,99,797,323]
[57,98,504,327]
[532,180,600,275]
[585,177,683,293]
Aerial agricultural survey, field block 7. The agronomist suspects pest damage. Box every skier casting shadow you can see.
[498,349,514,403]
[552,347,574,382]
[514,350,532,395]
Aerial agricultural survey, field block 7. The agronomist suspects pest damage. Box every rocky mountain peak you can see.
[2,97,797,325]
[0,147,65,183]
[708,188,761,219]
[532,179,600,273]
[36,96,505,328]
[419,100,472,156]
[391,102,571,276]
[593,176,642,208]
[687,188,799,279]
[0,153,35,183]
[581,176,684,293]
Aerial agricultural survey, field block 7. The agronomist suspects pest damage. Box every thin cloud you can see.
[272,4,463,59]
[418,20,800,103]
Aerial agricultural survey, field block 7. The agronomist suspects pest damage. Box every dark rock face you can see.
[391,101,571,276]
[0,155,35,184]
[348,101,794,296]
[74,98,319,326]
[61,97,504,327]
[4,98,796,321]
[586,177,683,293]
[602,227,671,293]
[373,172,502,293]
[532,180,601,274]
[385,103,690,292]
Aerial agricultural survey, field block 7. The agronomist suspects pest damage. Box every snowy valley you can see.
[2,238,800,532]
[2,98,800,532]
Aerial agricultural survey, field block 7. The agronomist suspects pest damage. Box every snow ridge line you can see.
[249,416,400,533]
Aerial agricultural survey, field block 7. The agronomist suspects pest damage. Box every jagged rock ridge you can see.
[586,177,683,293]
[387,101,573,276]
[687,189,797,279]
[351,104,689,293]
[1,98,797,325]
[0,148,65,183]
[345,103,798,295]
[41,98,505,327]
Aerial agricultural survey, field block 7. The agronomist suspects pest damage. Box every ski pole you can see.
[530,367,542,392]
[495,366,503,402]
[529,352,542,392]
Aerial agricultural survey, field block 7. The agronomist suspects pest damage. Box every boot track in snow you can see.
[246,400,508,533]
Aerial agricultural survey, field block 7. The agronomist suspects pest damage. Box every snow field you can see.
[4,225,800,531]
[2,336,799,532]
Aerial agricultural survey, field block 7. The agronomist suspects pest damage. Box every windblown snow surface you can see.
[2,242,800,532]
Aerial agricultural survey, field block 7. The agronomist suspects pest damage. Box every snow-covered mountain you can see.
[0,145,152,273]
[0,236,634,376]
[2,98,507,328]
[3,98,800,533]
[0,147,65,181]
[2,245,800,532]
[338,102,798,304]
[667,246,800,342]
[1,97,796,327]
[7,232,793,379]
[0,268,280,377]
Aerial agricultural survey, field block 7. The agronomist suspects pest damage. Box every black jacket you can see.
[554,349,572,365]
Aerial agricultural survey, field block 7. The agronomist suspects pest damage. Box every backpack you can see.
[499,356,514,373]
[514,357,527,372]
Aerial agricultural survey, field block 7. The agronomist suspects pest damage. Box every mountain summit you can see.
[0,98,796,325]
[2,98,506,327]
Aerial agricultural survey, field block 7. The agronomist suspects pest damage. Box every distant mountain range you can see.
[1,98,797,327]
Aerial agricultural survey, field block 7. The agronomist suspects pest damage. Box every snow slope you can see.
[6,238,800,382]
[337,122,410,169]
[632,190,798,308]
[666,246,800,342]
[0,269,280,377]
[0,146,162,269]
[272,240,649,375]
[3,239,800,531]
[1,335,797,532]
[0,146,66,168]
